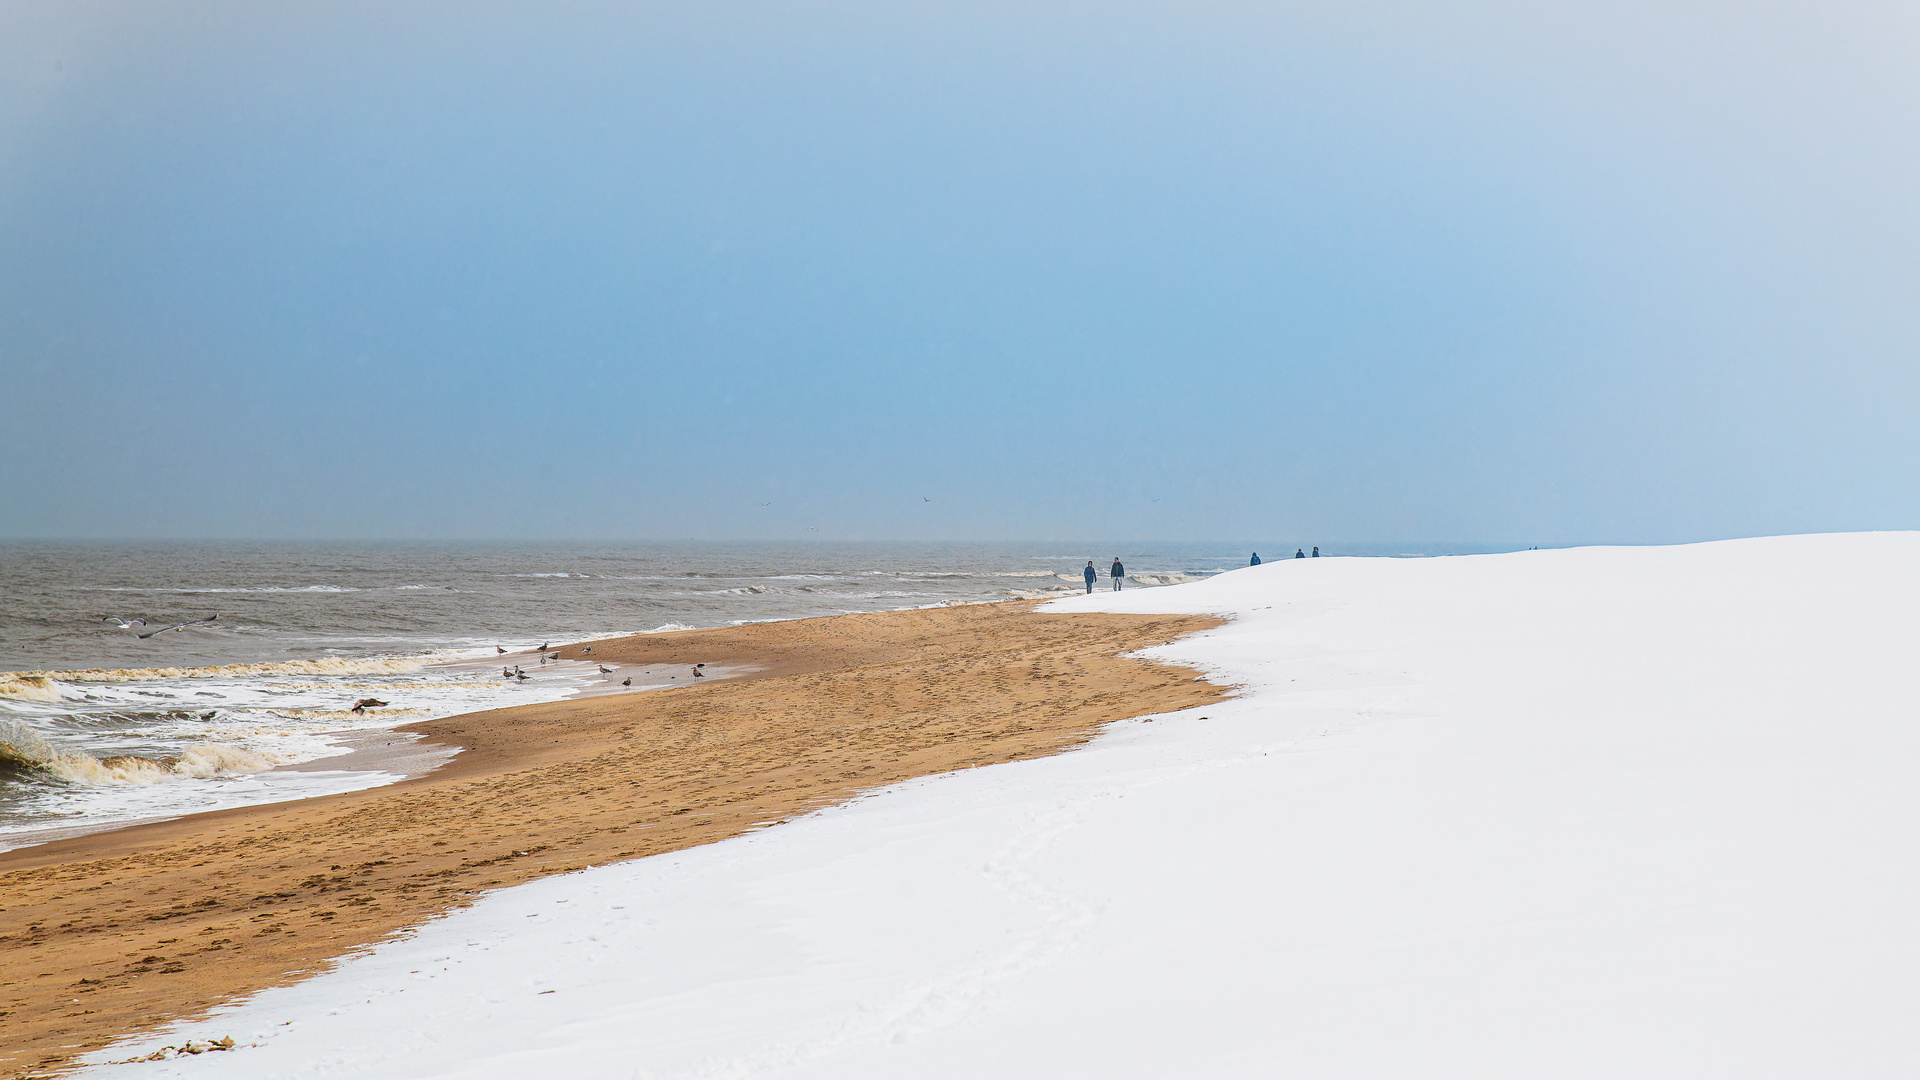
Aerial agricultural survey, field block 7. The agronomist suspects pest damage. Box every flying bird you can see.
[102,617,147,630]
[349,697,389,714]
[760,501,772,508]
[138,614,218,639]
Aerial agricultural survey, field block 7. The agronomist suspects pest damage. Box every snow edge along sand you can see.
[85,534,1920,1079]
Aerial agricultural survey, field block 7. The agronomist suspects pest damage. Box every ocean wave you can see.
[997,571,1059,578]
[0,719,275,786]
[1003,587,1076,599]
[644,622,698,634]
[1130,572,1197,586]
[0,675,64,703]
[9,656,429,685]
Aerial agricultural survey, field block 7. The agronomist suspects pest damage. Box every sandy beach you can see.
[0,602,1221,1077]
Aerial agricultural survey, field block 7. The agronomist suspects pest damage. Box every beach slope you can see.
[0,603,1221,1077]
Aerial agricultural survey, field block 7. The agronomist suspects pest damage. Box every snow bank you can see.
[89,534,1920,1078]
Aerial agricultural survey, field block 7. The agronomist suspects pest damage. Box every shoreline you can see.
[0,601,1225,1076]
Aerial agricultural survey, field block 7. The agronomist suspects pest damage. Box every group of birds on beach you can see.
[496,643,707,689]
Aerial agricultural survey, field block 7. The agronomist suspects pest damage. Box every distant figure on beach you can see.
[1250,552,1260,566]
[1312,546,1320,558]
[1295,549,1305,559]
[1083,561,1097,594]
[1110,557,1125,591]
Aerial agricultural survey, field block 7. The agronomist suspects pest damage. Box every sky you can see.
[2,0,1917,543]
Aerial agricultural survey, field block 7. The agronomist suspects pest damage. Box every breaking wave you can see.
[10,656,429,685]
[0,719,275,786]
[0,675,64,703]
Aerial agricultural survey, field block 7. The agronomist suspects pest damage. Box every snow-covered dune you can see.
[91,534,1920,1078]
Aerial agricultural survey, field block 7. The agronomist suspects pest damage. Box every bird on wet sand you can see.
[515,672,530,682]
[581,646,591,654]
[496,646,506,654]
[537,642,549,652]
[693,663,705,678]
[548,653,560,661]
[622,677,632,686]
[599,665,613,674]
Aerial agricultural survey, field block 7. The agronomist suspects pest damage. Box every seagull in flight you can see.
[102,617,147,630]
[760,501,772,508]
[138,614,217,639]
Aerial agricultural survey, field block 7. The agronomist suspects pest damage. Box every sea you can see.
[0,539,1496,850]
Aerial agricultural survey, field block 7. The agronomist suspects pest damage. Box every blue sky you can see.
[3,1,1916,542]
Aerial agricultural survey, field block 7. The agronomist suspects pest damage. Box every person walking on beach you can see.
[1250,552,1261,566]
[1083,561,1097,594]
[1295,548,1306,559]
[1311,546,1320,558]
[1110,557,1125,591]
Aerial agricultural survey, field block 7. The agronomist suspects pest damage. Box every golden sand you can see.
[0,603,1223,1076]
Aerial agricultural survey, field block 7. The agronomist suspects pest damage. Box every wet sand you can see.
[0,602,1224,1076]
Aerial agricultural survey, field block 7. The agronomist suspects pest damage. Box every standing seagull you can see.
[599,665,614,674]
[138,614,217,639]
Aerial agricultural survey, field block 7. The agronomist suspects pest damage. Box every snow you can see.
[86,534,1920,1077]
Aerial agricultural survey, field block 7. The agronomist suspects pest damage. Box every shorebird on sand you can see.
[581,646,591,654]
[496,646,506,654]
[599,665,613,674]
[515,672,530,682]
[622,677,632,687]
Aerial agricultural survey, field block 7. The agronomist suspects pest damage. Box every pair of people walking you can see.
[1083,558,1125,593]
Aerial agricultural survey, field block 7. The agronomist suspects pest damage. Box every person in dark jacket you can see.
[1311,546,1319,558]
[1295,548,1305,559]
[1083,561,1097,594]
[1110,557,1125,591]
[1250,552,1261,566]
